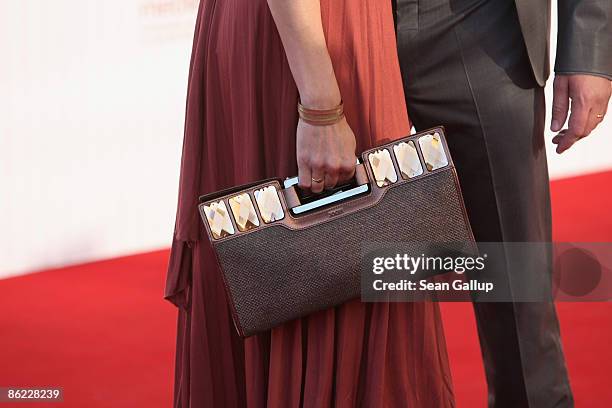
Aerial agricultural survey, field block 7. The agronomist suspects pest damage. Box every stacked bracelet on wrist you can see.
[297,100,345,126]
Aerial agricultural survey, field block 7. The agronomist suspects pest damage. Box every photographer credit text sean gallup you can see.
[372,278,494,293]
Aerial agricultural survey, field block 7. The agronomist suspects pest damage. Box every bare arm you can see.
[267,0,339,108]
[267,0,356,192]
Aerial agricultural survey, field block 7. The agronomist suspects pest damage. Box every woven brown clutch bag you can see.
[198,126,475,337]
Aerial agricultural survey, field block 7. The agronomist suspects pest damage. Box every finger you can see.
[310,164,325,194]
[311,176,325,193]
[298,163,311,190]
[585,102,608,135]
[337,157,357,184]
[567,98,589,140]
[555,132,580,154]
[551,130,567,145]
[323,158,340,190]
[324,171,339,190]
[583,108,600,138]
[551,76,569,132]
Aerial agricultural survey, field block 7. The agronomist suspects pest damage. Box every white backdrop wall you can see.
[1,0,611,278]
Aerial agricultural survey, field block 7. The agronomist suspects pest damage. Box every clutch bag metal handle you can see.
[282,162,370,215]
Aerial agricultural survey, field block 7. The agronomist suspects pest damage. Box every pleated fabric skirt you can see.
[165,0,456,406]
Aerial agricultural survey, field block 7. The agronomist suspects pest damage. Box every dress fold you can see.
[164,236,193,310]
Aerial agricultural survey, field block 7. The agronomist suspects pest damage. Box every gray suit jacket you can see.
[515,0,612,85]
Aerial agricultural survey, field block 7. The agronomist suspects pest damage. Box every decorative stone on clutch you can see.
[229,193,260,232]
[368,148,397,187]
[418,132,448,171]
[254,185,285,223]
[203,200,235,239]
[393,141,423,179]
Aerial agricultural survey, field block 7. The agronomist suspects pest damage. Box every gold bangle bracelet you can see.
[297,100,345,126]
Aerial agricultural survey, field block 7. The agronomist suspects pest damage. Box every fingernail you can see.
[551,120,560,131]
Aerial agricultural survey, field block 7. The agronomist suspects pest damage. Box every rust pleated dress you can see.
[165,0,455,407]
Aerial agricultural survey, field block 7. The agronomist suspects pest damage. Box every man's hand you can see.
[551,74,611,153]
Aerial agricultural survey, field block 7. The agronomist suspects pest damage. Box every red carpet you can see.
[1,170,611,407]
[0,251,177,407]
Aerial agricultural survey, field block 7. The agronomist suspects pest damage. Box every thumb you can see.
[551,75,569,132]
